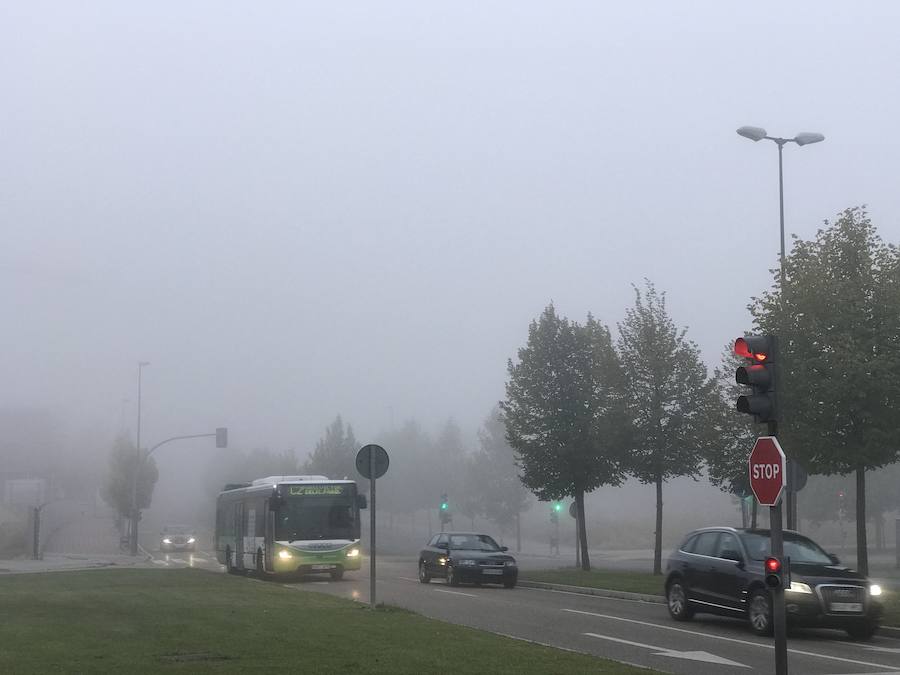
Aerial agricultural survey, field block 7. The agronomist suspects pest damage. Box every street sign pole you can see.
[768,423,787,675]
[369,447,376,610]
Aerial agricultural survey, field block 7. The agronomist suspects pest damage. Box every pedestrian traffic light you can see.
[764,556,783,588]
[734,335,778,423]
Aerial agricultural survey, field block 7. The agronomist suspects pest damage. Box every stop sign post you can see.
[749,436,786,506]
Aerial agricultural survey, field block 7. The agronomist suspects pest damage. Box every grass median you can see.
[520,567,664,596]
[0,568,656,674]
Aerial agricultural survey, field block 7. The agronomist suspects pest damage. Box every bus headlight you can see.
[346,548,360,558]
[278,549,293,560]
[870,584,883,597]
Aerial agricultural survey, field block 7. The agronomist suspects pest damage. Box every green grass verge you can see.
[0,568,656,674]
[520,568,664,596]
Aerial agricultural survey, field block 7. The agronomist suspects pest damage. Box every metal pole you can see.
[768,420,788,675]
[369,449,376,610]
[130,363,145,557]
[32,507,40,560]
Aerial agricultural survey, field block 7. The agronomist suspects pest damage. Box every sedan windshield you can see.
[740,532,832,565]
[448,534,501,551]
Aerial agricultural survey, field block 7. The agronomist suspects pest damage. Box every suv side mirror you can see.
[828,553,840,565]
[500,546,509,552]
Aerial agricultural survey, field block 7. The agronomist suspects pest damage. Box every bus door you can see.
[233,502,244,569]
[264,499,275,571]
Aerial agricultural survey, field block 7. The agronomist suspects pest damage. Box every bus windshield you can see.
[275,485,358,542]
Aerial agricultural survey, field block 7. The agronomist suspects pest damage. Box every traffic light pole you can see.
[769,420,788,675]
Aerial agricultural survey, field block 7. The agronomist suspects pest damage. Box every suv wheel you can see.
[748,589,773,636]
[666,580,694,621]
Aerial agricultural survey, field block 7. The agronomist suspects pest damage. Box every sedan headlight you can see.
[870,584,883,597]
[162,538,171,544]
[459,559,477,566]
[187,537,195,544]
[278,549,293,560]
[346,548,360,558]
[787,581,813,594]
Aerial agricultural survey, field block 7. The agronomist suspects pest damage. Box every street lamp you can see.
[736,126,825,285]
[130,361,150,556]
[736,125,824,537]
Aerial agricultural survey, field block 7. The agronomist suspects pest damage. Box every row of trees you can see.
[503,207,900,574]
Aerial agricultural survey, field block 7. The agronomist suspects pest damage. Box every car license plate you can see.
[482,568,503,575]
[829,602,863,613]
[311,564,335,570]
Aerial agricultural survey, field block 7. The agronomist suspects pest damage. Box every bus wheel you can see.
[330,568,344,581]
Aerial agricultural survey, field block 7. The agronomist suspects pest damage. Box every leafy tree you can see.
[469,407,531,549]
[376,419,436,516]
[303,415,358,480]
[706,346,759,526]
[101,435,159,518]
[503,305,629,570]
[617,281,714,574]
[750,207,900,574]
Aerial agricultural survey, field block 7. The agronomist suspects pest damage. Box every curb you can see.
[518,579,665,604]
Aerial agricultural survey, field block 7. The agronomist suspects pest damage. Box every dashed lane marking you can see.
[434,589,478,598]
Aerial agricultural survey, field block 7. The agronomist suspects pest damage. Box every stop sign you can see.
[748,436,786,506]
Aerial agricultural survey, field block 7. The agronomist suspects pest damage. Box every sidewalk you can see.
[0,553,152,575]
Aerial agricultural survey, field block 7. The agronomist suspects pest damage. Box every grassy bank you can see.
[521,567,664,596]
[0,568,654,674]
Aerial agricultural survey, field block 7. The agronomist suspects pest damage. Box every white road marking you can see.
[397,577,419,582]
[434,589,478,598]
[152,560,168,566]
[170,558,187,564]
[583,632,749,668]
[519,585,652,604]
[865,646,900,654]
[563,609,899,671]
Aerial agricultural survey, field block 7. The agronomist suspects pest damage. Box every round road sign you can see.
[748,436,786,506]
[356,444,390,479]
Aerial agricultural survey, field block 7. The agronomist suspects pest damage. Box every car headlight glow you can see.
[787,582,813,594]
[187,537,195,544]
[346,548,360,558]
[459,559,476,566]
[278,549,293,560]
[870,584,883,597]
[162,538,171,544]
[438,557,447,565]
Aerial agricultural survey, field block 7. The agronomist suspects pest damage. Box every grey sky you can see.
[4,1,900,457]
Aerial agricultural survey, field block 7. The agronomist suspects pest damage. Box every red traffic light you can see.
[765,557,781,573]
[734,337,769,362]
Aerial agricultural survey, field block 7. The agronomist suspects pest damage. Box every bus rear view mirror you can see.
[357,494,368,510]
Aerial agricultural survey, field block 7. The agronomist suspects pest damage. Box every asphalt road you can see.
[152,550,900,675]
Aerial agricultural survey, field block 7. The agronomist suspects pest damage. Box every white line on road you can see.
[434,589,478,598]
[563,609,899,671]
[151,560,168,566]
[397,577,419,582]
[583,632,749,668]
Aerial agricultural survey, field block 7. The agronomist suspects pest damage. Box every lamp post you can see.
[736,125,824,531]
[129,361,150,556]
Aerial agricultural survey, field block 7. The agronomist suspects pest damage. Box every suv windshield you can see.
[448,534,501,551]
[740,532,832,565]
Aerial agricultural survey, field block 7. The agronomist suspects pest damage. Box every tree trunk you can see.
[856,465,868,576]
[516,511,521,552]
[575,489,590,571]
[751,499,758,529]
[653,475,663,575]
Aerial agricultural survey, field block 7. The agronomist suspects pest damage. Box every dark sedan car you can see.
[665,527,883,640]
[418,532,517,588]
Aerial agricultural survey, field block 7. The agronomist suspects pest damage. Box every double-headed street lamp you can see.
[736,125,824,535]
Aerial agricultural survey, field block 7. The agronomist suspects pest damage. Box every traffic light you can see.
[550,502,562,523]
[764,556,791,589]
[764,556,783,588]
[439,493,451,524]
[734,335,778,423]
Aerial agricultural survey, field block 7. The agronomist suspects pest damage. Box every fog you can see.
[3,2,900,548]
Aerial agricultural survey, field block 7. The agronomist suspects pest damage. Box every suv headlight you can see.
[459,559,477,566]
[787,581,812,594]
[870,584,883,597]
[505,561,517,567]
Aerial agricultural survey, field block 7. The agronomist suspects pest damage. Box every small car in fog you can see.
[418,532,517,588]
[665,527,883,640]
[160,525,197,552]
